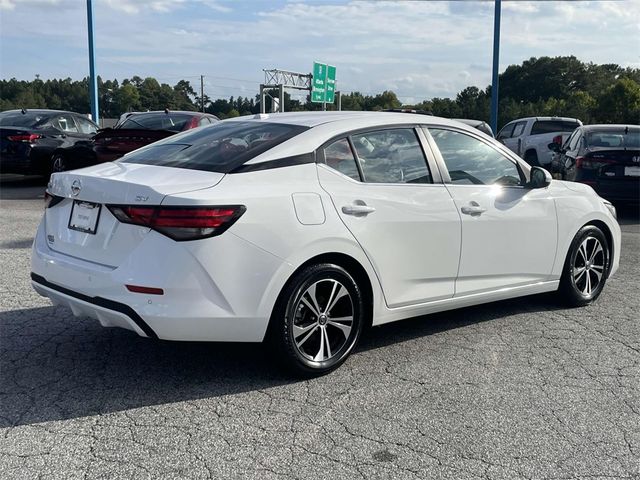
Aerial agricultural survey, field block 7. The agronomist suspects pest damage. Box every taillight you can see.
[575,157,613,170]
[552,135,563,145]
[7,134,41,142]
[107,205,246,241]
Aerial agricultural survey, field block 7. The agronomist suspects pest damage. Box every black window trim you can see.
[422,124,529,188]
[316,124,442,186]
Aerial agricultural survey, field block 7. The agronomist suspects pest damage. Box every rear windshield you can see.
[586,129,640,149]
[530,120,579,135]
[0,111,51,128]
[118,113,195,132]
[120,121,309,173]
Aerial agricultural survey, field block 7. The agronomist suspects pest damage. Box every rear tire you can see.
[524,150,540,167]
[557,226,609,307]
[51,153,67,173]
[269,263,364,376]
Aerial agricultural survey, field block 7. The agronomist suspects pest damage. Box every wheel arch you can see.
[583,219,614,275]
[264,252,375,342]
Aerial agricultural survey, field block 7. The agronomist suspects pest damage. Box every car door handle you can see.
[460,203,486,216]
[342,204,376,216]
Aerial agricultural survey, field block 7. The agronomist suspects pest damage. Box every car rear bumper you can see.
[593,179,640,204]
[30,219,287,342]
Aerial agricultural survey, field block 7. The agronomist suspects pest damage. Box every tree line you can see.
[1,57,638,128]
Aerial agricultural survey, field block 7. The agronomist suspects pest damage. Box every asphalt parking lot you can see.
[0,174,638,480]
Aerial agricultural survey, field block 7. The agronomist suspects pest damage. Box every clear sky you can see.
[1,0,638,103]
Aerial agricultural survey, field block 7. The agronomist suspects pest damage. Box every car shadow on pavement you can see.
[0,292,564,429]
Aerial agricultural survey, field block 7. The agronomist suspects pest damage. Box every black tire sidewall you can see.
[275,264,364,375]
[51,154,66,173]
[560,226,609,305]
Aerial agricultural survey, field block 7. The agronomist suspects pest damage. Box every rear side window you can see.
[322,139,361,181]
[530,120,579,135]
[351,128,432,184]
[120,121,308,173]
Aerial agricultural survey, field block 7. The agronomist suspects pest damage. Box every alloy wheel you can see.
[572,236,605,297]
[292,279,354,362]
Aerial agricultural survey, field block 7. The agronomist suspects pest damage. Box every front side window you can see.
[429,128,522,186]
[56,115,79,133]
[497,123,515,140]
[120,121,308,173]
[322,138,361,181]
[351,128,431,184]
[75,116,97,134]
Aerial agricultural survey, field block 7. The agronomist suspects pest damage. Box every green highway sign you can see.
[312,61,336,103]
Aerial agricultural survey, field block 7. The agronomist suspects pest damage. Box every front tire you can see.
[558,226,609,307]
[270,264,364,375]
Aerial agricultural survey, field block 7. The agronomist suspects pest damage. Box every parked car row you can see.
[1,108,637,205]
[496,116,639,205]
[0,109,218,176]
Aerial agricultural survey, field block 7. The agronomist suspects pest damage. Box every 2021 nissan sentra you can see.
[31,112,621,374]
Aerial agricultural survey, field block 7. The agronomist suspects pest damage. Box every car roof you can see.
[581,124,640,131]
[225,111,467,129]
[1,109,77,115]
[225,111,488,165]
[125,110,204,116]
[505,116,581,123]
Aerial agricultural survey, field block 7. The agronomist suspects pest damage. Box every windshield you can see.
[0,111,51,128]
[118,113,194,132]
[586,129,640,149]
[120,121,309,173]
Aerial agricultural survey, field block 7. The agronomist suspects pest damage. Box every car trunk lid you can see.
[45,162,225,267]
[586,148,640,179]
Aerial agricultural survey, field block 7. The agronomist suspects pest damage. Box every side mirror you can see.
[547,142,560,152]
[528,166,552,189]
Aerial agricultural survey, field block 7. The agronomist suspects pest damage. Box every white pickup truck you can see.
[497,116,582,167]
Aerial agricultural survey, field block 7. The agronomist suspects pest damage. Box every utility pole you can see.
[86,0,99,124]
[200,75,205,112]
[490,0,501,134]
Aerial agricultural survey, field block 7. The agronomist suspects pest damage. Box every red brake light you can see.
[125,285,164,295]
[576,157,614,170]
[8,134,41,142]
[552,135,563,145]
[107,205,245,241]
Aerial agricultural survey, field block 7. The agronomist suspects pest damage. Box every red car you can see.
[56,110,219,172]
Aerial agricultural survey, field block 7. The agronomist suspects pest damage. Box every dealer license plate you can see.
[625,166,640,177]
[68,200,101,234]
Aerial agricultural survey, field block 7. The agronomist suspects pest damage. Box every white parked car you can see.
[32,112,620,374]
[497,116,582,167]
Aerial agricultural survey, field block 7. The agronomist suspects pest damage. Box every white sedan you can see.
[32,112,621,374]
